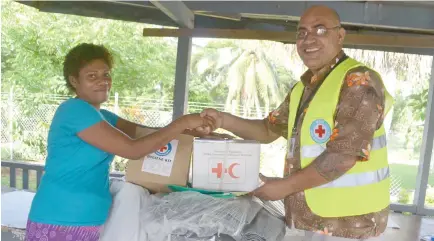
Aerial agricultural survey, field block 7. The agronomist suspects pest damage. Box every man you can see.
[196,5,393,241]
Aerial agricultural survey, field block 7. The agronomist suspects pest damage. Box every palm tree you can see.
[191,40,296,118]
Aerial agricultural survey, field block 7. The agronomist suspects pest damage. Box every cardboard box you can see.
[125,127,194,193]
[192,139,261,192]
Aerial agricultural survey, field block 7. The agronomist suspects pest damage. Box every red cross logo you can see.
[159,146,168,152]
[211,163,240,179]
[315,125,326,138]
[310,119,331,143]
[212,163,224,178]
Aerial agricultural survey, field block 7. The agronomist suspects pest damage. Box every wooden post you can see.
[172,37,192,120]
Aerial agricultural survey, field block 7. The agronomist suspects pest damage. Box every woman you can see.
[25,43,215,241]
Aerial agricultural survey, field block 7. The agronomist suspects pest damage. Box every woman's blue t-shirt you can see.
[28,98,119,226]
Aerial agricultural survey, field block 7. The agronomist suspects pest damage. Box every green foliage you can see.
[426,185,434,206]
[399,76,430,156]
[389,90,407,132]
[1,0,178,99]
[407,88,429,122]
[1,0,297,115]
[398,188,411,204]
[1,0,181,162]
[397,186,434,206]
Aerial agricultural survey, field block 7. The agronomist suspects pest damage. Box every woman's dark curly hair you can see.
[63,43,113,92]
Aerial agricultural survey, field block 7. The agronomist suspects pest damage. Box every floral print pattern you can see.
[25,220,101,241]
[361,143,372,161]
[263,51,389,239]
[346,71,371,86]
[268,109,280,124]
[316,227,333,236]
[330,128,339,141]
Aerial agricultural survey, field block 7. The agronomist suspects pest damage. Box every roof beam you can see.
[142,28,434,49]
[184,1,434,33]
[17,1,178,27]
[150,1,194,28]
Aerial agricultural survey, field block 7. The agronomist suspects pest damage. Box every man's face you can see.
[296,11,345,72]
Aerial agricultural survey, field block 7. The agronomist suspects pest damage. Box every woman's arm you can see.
[115,117,157,138]
[77,114,214,159]
[116,116,234,139]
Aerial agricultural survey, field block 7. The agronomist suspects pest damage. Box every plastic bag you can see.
[254,199,285,220]
[141,191,263,241]
[101,181,286,241]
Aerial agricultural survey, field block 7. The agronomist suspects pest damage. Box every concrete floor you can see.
[282,212,434,241]
[382,213,433,241]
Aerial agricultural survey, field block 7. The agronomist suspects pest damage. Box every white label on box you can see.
[141,139,179,177]
[192,140,260,192]
[208,158,246,184]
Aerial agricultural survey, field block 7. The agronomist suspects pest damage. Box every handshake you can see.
[178,108,233,139]
[178,108,285,201]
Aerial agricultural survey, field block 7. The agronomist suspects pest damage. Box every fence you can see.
[0,91,287,176]
[0,91,407,201]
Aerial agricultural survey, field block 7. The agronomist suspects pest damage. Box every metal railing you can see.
[1,160,124,190]
[2,160,44,190]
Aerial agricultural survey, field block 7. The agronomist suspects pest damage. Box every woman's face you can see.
[69,59,112,108]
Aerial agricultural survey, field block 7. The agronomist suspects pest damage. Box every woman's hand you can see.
[178,113,216,134]
[195,108,224,134]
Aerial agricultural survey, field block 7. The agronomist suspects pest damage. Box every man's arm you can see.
[281,152,358,194]
[219,114,280,144]
[254,69,386,200]
[200,93,292,144]
[254,152,359,200]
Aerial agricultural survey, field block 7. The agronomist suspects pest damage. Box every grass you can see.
[390,164,434,190]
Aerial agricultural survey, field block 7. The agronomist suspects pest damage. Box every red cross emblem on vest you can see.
[310,119,331,144]
[315,125,326,138]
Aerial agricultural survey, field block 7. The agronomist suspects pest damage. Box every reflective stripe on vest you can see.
[317,166,390,189]
[301,134,387,159]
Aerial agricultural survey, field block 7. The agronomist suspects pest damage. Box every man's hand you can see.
[177,113,216,132]
[250,174,291,201]
[195,108,280,144]
[195,108,224,134]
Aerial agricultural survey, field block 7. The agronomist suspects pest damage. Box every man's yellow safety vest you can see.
[287,57,394,217]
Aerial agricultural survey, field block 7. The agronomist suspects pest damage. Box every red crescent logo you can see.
[228,163,239,179]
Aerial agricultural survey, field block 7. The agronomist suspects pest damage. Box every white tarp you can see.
[99,178,157,241]
[1,190,35,229]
